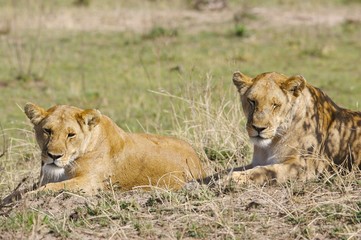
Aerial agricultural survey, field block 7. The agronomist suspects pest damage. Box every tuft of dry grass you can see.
[151,75,251,174]
[0,127,39,194]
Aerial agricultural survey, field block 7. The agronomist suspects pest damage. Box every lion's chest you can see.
[41,164,69,185]
[252,146,278,166]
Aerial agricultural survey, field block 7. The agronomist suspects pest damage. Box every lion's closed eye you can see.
[43,128,52,135]
[247,98,256,107]
[67,133,76,138]
[272,103,281,110]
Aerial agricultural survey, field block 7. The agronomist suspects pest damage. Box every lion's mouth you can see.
[49,163,63,168]
[249,130,276,139]
[250,135,273,147]
[248,128,272,139]
[44,163,64,169]
[253,135,266,139]
[250,134,270,140]
[44,160,69,168]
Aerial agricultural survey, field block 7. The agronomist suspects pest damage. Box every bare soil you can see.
[2,4,361,34]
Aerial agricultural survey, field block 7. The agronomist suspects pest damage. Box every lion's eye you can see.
[43,128,51,135]
[68,133,76,138]
[247,98,255,107]
[272,103,281,110]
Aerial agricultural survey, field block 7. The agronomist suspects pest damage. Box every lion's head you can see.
[24,103,101,180]
[233,72,306,147]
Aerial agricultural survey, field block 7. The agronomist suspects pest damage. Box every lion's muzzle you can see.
[47,152,64,161]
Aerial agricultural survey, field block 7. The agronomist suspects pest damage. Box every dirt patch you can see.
[3,5,361,34]
[251,6,361,28]
[0,81,9,88]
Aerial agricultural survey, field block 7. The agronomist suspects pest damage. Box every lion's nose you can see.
[47,152,63,160]
[252,125,267,134]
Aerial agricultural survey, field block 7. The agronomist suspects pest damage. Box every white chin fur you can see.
[42,164,66,182]
[251,137,272,148]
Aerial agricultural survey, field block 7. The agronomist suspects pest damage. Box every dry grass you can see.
[1,79,361,239]
[0,127,39,192]
[1,173,360,239]
[151,77,251,174]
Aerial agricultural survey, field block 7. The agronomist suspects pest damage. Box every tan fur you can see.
[24,103,205,194]
[223,71,361,184]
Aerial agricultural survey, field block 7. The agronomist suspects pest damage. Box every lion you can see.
[218,71,360,185]
[23,103,205,194]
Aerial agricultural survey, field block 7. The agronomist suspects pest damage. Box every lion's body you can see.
[229,72,361,184]
[25,104,205,194]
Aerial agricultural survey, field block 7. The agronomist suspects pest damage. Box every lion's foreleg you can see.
[31,177,100,194]
[228,160,308,185]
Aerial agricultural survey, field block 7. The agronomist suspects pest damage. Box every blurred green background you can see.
[0,0,360,134]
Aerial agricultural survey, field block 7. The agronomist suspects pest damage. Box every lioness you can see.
[223,71,360,184]
[24,103,205,193]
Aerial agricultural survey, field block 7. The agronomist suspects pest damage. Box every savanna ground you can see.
[0,0,360,239]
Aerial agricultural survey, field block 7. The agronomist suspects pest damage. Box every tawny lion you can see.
[214,71,360,185]
[23,103,205,194]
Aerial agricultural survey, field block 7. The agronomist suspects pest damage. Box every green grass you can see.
[0,0,361,239]
[1,7,360,128]
[1,24,360,130]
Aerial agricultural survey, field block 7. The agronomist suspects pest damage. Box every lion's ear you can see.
[24,103,47,125]
[233,72,253,95]
[77,109,101,130]
[282,75,306,97]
